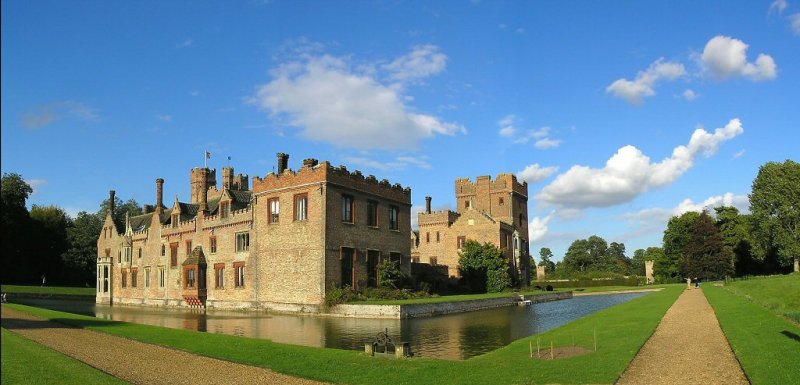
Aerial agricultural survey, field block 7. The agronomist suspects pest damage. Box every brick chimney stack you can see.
[156,178,165,213]
[109,190,116,217]
[425,196,432,214]
[277,153,289,174]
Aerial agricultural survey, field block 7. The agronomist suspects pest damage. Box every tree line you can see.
[536,160,799,281]
[1,173,142,286]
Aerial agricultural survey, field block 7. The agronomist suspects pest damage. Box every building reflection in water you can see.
[18,292,648,360]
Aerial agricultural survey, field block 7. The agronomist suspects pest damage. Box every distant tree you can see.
[538,247,556,273]
[749,160,800,272]
[459,240,511,293]
[563,235,611,273]
[30,205,72,284]
[608,242,630,274]
[98,196,143,225]
[64,211,103,285]
[631,248,647,276]
[681,211,733,280]
[645,247,668,280]
[662,211,701,279]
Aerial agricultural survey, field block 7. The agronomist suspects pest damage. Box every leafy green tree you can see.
[631,248,647,276]
[749,160,800,272]
[661,211,701,279]
[30,205,72,284]
[645,247,668,280]
[608,242,630,274]
[98,196,143,225]
[537,247,556,273]
[681,211,733,279]
[562,235,613,273]
[64,211,103,284]
[459,240,511,293]
[377,259,411,289]
[714,206,756,276]
[1,173,35,284]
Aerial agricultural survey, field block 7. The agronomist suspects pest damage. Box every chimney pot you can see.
[277,153,289,173]
[425,196,432,214]
[109,190,116,217]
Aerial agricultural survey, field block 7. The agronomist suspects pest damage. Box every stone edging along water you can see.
[326,292,573,319]
[5,292,96,301]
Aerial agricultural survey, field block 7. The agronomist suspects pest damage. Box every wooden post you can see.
[529,341,532,358]
[537,338,540,358]
[550,341,554,360]
[593,328,597,352]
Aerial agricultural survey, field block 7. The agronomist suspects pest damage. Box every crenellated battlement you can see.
[418,210,459,227]
[455,173,527,198]
[253,158,411,204]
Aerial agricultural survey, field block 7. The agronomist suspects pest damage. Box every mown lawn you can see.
[1,285,95,296]
[721,274,800,323]
[1,328,128,385]
[3,285,683,385]
[704,283,800,385]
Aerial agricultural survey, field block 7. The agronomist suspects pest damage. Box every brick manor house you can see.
[412,174,531,286]
[96,153,411,311]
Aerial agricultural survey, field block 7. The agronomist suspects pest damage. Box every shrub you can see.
[458,240,511,293]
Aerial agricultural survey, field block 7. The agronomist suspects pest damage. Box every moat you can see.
[18,292,649,359]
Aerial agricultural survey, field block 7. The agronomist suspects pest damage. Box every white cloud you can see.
[498,114,518,137]
[383,44,447,83]
[23,101,99,129]
[25,179,47,195]
[682,89,699,101]
[701,36,777,81]
[537,118,744,209]
[733,149,746,159]
[178,38,193,48]
[623,193,749,233]
[517,164,559,184]
[528,212,553,242]
[606,58,686,104]
[791,13,800,35]
[770,0,788,15]
[252,46,464,149]
[534,138,562,149]
[156,114,173,122]
[345,155,431,171]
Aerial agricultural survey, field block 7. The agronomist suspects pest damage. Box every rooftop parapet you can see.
[455,173,528,198]
[418,210,459,226]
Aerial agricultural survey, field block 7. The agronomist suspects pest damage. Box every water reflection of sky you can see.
[17,292,649,360]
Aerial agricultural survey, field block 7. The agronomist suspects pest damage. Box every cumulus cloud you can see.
[528,212,553,242]
[606,58,686,104]
[534,138,562,149]
[701,36,777,81]
[537,118,744,209]
[252,46,464,149]
[517,164,559,184]
[682,89,699,101]
[23,101,99,129]
[498,115,518,137]
[623,193,749,230]
[733,149,746,159]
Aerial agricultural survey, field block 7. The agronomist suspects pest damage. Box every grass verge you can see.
[1,328,128,385]
[703,284,800,385]
[1,285,95,296]
[3,285,682,385]
[720,274,800,323]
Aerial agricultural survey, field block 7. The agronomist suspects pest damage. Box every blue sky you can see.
[3,0,798,262]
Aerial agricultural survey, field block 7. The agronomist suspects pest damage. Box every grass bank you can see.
[1,328,128,385]
[721,274,800,323]
[3,285,682,385]
[704,284,800,385]
[1,285,95,296]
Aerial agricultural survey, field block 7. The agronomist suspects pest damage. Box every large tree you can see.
[459,240,511,293]
[749,160,800,272]
[661,211,701,279]
[98,196,143,225]
[681,211,733,279]
[0,173,35,283]
[608,242,630,274]
[562,235,614,273]
[714,206,757,276]
[631,248,647,276]
[537,247,556,273]
[63,211,103,285]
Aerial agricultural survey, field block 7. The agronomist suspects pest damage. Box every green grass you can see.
[560,285,669,294]
[360,289,565,305]
[1,328,128,385]
[3,285,683,385]
[1,285,95,296]
[703,284,800,385]
[721,274,800,323]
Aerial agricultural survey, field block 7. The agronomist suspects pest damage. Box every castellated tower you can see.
[190,168,217,204]
[455,173,529,235]
[222,167,249,191]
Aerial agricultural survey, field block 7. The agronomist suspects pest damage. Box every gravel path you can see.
[1,306,328,385]
[615,288,749,385]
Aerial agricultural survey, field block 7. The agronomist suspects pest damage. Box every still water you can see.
[18,292,648,360]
